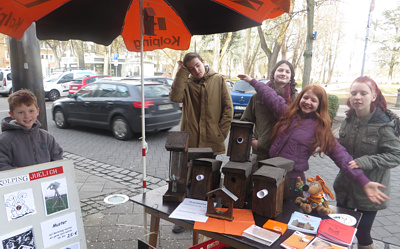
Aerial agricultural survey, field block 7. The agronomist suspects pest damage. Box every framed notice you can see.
[0,160,87,249]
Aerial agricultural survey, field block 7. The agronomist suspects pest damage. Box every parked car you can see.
[52,80,182,140]
[226,80,234,90]
[43,70,96,101]
[129,76,173,89]
[230,80,258,116]
[69,75,111,95]
[0,69,12,97]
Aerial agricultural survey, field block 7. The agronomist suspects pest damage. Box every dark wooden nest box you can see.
[222,154,257,208]
[227,120,254,162]
[258,157,294,200]
[190,158,222,200]
[252,165,286,218]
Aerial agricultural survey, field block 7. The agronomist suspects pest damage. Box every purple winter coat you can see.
[249,79,369,188]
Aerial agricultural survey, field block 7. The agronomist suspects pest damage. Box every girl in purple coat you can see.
[237,74,388,204]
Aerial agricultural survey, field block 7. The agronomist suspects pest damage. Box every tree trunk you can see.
[104,45,110,75]
[303,0,315,88]
[243,29,252,74]
[213,34,221,71]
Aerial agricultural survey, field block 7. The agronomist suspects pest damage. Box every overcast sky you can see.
[339,0,399,79]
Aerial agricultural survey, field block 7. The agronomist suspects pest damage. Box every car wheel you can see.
[54,108,69,128]
[111,116,133,140]
[49,90,60,101]
[8,88,12,96]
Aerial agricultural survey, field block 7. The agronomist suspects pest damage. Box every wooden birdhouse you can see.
[222,154,257,208]
[206,187,238,221]
[258,157,294,200]
[186,147,214,188]
[190,158,222,200]
[252,166,286,218]
[163,131,189,202]
[227,120,254,162]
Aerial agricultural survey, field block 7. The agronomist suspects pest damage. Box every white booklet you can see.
[242,224,281,246]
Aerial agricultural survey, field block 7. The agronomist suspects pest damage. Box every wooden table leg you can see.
[149,214,160,248]
[193,231,199,245]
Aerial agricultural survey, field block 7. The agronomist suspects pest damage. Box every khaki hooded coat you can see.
[169,66,233,155]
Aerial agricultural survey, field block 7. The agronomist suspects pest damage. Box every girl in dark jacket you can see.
[237,74,389,204]
[334,76,400,249]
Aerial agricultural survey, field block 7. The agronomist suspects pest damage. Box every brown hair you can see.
[271,85,336,156]
[8,89,39,113]
[269,60,297,103]
[183,52,204,68]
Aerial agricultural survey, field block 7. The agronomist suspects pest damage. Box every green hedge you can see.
[328,94,339,120]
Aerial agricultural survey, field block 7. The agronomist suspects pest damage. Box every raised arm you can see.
[169,61,190,103]
[237,74,287,118]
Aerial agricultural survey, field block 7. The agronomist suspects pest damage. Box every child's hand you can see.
[237,74,252,82]
[251,139,258,150]
[348,160,359,169]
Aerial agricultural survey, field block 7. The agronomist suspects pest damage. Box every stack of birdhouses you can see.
[222,120,257,208]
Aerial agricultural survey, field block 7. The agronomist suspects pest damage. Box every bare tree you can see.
[42,40,69,68]
[374,6,400,81]
[302,0,315,88]
[70,40,85,69]
[258,6,293,78]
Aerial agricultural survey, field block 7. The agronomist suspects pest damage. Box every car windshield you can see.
[232,81,255,93]
[44,73,63,82]
[143,84,170,98]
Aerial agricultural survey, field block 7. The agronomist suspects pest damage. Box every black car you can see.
[52,80,182,140]
[127,76,174,89]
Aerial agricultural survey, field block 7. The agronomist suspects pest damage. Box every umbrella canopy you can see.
[2,0,290,52]
[1,0,290,192]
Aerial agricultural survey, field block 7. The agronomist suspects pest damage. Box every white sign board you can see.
[0,160,86,249]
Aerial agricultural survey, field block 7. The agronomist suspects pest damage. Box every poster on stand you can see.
[0,160,87,249]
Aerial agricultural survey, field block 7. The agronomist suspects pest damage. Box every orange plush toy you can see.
[295,175,335,216]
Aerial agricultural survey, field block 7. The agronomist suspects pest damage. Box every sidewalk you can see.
[71,105,400,249]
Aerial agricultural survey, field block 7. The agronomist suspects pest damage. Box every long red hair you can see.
[271,85,337,156]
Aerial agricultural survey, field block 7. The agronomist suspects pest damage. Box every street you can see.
[0,97,231,181]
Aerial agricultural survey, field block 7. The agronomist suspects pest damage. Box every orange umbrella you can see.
[1,0,290,192]
[1,0,290,52]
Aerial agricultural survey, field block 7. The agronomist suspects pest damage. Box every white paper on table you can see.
[169,198,214,223]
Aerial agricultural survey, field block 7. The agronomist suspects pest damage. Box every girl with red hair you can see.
[237,74,389,204]
[334,76,400,249]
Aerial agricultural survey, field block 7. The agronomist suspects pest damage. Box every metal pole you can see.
[109,46,111,76]
[140,0,147,194]
[9,23,47,130]
[361,5,372,76]
[395,89,400,107]
[139,0,149,242]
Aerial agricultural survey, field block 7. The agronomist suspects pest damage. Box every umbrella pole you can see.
[139,0,149,243]
[139,0,147,194]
